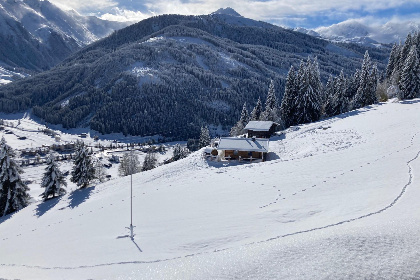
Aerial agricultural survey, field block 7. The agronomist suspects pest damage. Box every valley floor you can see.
[1,99,420,279]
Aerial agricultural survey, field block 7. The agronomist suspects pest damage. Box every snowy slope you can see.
[0,66,27,85]
[1,99,420,279]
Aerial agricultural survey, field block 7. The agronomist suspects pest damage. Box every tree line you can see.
[385,32,420,100]
[231,51,380,134]
[0,13,389,140]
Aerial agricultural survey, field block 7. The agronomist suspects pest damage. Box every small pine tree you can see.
[0,137,30,217]
[399,46,420,100]
[94,159,108,183]
[172,144,189,161]
[324,75,337,117]
[345,69,360,110]
[386,44,401,79]
[280,65,298,127]
[40,153,67,201]
[199,126,211,148]
[261,80,280,122]
[336,70,349,114]
[398,33,413,73]
[142,152,157,171]
[71,141,95,188]
[118,150,140,177]
[352,51,378,109]
[295,58,323,124]
[250,97,263,121]
[230,103,249,136]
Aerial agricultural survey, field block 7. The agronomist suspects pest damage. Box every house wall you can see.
[247,130,271,138]
[247,123,278,138]
[224,150,263,159]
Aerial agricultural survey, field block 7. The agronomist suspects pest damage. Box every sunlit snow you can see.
[1,99,420,279]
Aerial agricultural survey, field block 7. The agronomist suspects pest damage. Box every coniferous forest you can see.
[0,13,391,139]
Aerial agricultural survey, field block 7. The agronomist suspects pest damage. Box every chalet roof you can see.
[217,137,269,152]
[244,121,274,131]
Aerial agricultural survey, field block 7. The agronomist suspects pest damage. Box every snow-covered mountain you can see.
[0,10,390,139]
[212,7,242,17]
[297,20,420,46]
[1,99,420,279]
[0,0,128,83]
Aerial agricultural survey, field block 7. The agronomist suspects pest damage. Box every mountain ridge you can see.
[0,0,129,83]
[0,12,390,139]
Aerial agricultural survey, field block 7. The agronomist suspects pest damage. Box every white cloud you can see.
[139,0,417,19]
[49,0,420,29]
[99,7,151,22]
[49,0,118,12]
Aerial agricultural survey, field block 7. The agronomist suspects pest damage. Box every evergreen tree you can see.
[172,144,189,161]
[324,75,338,117]
[346,69,360,110]
[386,44,401,79]
[336,70,349,114]
[260,80,278,121]
[280,65,298,127]
[40,153,67,201]
[261,80,279,121]
[199,126,211,148]
[250,97,263,121]
[295,58,323,124]
[352,51,378,109]
[118,150,140,177]
[0,137,30,217]
[94,158,107,183]
[142,152,157,171]
[71,141,95,188]
[398,33,413,73]
[399,46,420,100]
[368,64,379,103]
[230,102,249,136]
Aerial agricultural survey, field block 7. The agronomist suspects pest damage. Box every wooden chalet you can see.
[244,121,278,138]
[217,137,269,162]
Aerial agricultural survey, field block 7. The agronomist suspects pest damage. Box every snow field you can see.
[0,100,420,279]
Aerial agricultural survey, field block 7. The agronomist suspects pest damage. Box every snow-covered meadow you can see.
[1,99,420,279]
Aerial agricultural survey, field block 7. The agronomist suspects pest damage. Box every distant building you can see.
[244,121,278,138]
[217,137,269,161]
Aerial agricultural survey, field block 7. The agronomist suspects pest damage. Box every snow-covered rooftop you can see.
[244,121,274,131]
[217,137,269,152]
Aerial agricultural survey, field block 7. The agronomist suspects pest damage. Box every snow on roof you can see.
[217,137,269,152]
[244,121,274,131]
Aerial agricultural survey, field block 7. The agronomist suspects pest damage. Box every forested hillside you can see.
[0,12,390,139]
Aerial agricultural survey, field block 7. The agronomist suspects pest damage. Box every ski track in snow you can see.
[0,130,419,272]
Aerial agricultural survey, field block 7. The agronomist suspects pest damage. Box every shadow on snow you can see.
[68,186,96,209]
[35,196,61,217]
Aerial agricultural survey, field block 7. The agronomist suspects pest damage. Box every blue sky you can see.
[49,0,420,29]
